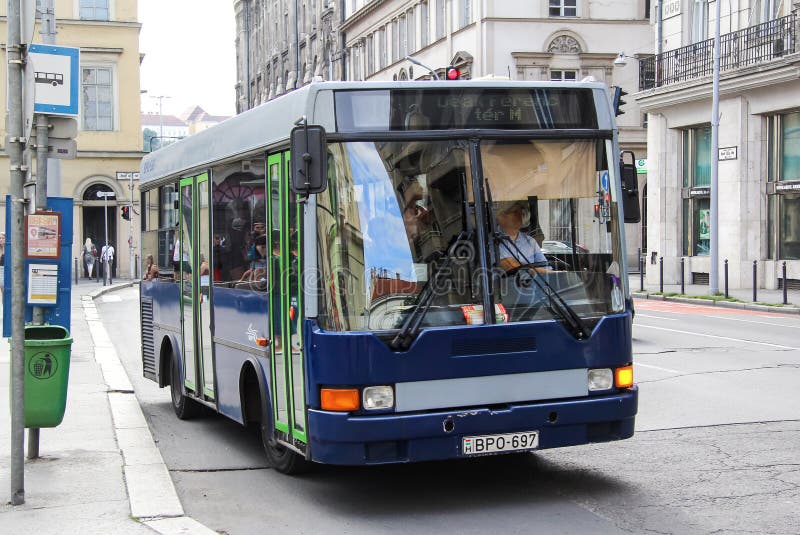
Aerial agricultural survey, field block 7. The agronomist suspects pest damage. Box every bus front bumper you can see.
[306,387,637,465]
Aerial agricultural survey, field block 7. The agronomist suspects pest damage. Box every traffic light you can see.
[611,86,628,116]
[445,66,461,80]
[121,206,130,220]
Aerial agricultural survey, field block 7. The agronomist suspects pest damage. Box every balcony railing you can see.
[639,11,798,90]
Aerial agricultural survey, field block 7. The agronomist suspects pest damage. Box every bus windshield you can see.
[316,138,624,333]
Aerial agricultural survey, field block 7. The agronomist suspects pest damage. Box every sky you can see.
[138,0,237,118]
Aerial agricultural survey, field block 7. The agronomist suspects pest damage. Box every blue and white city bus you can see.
[139,80,640,474]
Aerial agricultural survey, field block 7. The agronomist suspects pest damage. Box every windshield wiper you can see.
[494,233,590,340]
[390,230,473,350]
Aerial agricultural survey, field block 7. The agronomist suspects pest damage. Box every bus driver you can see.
[495,201,547,273]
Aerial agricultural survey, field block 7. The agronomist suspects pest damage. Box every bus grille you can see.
[141,297,156,380]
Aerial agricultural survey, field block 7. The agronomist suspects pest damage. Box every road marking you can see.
[635,324,799,350]
[636,362,682,374]
[703,315,800,329]
[634,313,678,321]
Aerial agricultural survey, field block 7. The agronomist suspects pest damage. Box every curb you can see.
[632,292,800,315]
[84,287,217,535]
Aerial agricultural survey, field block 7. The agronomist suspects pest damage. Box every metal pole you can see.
[724,259,729,298]
[27,112,51,460]
[7,0,26,506]
[40,0,61,196]
[639,251,644,292]
[659,256,664,293]
[783,261,788,305]
[74,257,78,285]
[680,257,685,295]
[709,0,721,295]
[103,195,109,286]
[752,260,757,302]
[129,173,134,279]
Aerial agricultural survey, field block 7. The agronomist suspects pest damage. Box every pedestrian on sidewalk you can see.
[83,237,97,278]
[101,242,115,284]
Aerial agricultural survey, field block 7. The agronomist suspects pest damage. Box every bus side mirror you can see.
[290,124,328,195]
[620,150,641,223]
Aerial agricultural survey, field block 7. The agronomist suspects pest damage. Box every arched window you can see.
[83,183,114,201]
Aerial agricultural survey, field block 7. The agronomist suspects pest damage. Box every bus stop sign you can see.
[26,44,80,116]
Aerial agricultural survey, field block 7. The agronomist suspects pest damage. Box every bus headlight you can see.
[363,386,394,410]
[587,368,613,391]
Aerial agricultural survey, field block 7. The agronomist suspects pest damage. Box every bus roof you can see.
[139,79,613,187]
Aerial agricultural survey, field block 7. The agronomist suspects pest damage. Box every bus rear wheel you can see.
[170,355,201,420]
[260,426,310,475]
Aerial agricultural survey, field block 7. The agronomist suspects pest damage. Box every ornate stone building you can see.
[233,0,345,112]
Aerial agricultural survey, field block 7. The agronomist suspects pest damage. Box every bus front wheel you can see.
[260,427,309,475]
[170,355,201,420]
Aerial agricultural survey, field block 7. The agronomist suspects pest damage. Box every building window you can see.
[82,66,113,131]
[420,1,429,47]
[690,0,708,43]
[757,0,778,24]
[392,19,399,63]
[435,0,446,39]
[681,125,712,256]
[549,0,577,17]
[399,15,407,58]
[407,9,416,54]
[80,0,109,21]
[550,69,578,81]
[459,0,471,28]
[767,112,800,259]
[366,34,374,75]
[378,27,387,69]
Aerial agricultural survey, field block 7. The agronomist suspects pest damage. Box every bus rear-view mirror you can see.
[620,151,641,224]
[290,124,328,195]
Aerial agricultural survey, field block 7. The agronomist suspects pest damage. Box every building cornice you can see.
[482,17,652,26]
[635,54,800,112]
[340,0,388,31]
[81,47,124,55]
[56,19,142,30]
[75,151,147,159]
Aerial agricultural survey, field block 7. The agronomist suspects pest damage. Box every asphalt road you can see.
[98,287,800,534]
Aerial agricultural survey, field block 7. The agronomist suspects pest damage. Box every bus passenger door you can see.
[196,173,215,400]
[285,153,307,446]
[179,177,198,395]
[267,152,307,448]
[179,173,215,402]
[268,154,290,436]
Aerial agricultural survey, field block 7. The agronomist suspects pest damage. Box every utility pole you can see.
[152,95,170,149]
[129,173,134,280]
[709,0,721,294]
[7,0,27,505]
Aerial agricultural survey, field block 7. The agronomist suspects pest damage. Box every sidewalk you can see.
[0,279,214,534]
[627,272,800,314]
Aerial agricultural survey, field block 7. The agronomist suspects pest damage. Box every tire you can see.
[260,424,310,475]
[170,354,201,420]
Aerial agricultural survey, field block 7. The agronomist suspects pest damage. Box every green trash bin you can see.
[23,325,73,428]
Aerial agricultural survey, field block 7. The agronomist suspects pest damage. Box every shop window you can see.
[767,111,800,259]
[681,125,711,256]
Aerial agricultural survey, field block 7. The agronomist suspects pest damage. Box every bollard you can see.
[783,261,788,305]
[639,253,644,292]
[752,260,757,302]
[680,257,685,295]
[659,256,664,293]
[724,259,729,298]
[74,257,78,285]
[96,258,100,283]
[135,254,140,279]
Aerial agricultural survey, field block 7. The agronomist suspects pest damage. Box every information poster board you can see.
[27,263,58,305]
[25,211,61,259]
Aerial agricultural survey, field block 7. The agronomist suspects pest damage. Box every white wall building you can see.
[341,0,653,261]
[636,1,800,290]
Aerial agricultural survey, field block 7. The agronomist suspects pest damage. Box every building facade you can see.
[636,1,800,290]
[233,0,345,112]
[340,0,653,262]
[0,0,144,279]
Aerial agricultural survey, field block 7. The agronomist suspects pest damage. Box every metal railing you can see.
[639,11,798,90]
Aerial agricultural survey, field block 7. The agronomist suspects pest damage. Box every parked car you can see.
[541,240,589,254]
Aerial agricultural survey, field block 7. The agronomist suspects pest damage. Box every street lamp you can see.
[96,190,115,286]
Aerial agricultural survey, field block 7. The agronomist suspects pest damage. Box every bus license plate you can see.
[462,431,539,455]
